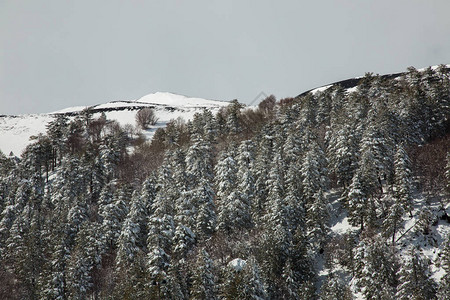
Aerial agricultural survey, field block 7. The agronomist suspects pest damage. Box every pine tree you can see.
[354,236,399,299]
[300,143,330,249]
[146,166,175,298]
[186,138,214,190]
[438,234,450,299]
[253,124,276,224]
[226,99,243,136]
[445,152,450,196]
[382,195,405,246]
[66,221,102,300]
[241,257,268,300]
[282,259,300,299]
[100,185,128,250]
[173,151,197,258]
[396,247,437,300]
[347,170,375,231]
[319,272,353,300]
[236,140,257,228]
[221,257,268,300]
[41,228,70,300]
[3,204,44,299]
[301,141,328,205]
[393,144,413,217]
[216,146,250,232]
[194,178,217,238]
[260,153,292,285]
[191,249,218,300]
[46,114,69,166]
[173,191,196,259]
[140,172,158,217]
[282,130,305,232]
[116,191,146,269]
[306,189,330,250]
[327,123,359,188]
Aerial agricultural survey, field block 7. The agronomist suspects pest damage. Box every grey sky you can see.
[1,0,450,115]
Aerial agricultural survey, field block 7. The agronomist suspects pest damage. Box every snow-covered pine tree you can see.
[242,257,268,300]
[190,249,218,300]
[359,125,386,197]
[445,152,450,196]
[282,258,300,300]
[216,145,250,232]
[116,191,146,270]
[260,153,292,288]
[301,142,330,249]
[186,137,214,190]
[327,123,359,189]
[393,144,413,217]
[66,221,102,300]
[66,195,88,244]
[382,195,405,246]
[173,189,196,259]
[319,271,353,300]
[114,203,148,298]
[226,99,243,136]
[237,140,257,211]
[100,184,128,250]
[396,246,437,300]
[194,178,217,239]
[354,235,399,299]
[281,129,305,232]
[438,234,450,299]
[146,162,175,298]
[221,257,268,300]
[203,108,219,144]
[3,204,44,299]
[140,172,158,217]
[253,124,276,224]
[46,114,69,166]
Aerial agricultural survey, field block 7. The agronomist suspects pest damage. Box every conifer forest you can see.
[1,65,450,299]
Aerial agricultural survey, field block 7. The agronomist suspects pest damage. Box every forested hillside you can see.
[0,65,449,299]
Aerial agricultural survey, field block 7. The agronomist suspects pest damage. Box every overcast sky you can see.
[1,1,450,115]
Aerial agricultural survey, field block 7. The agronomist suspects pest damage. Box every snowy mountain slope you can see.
[0,92,229,156]
[324,188,450,300]
[300,64,450,97]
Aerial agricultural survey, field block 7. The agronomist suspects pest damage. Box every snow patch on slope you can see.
[0,114,54,156]
[137,92,226,107]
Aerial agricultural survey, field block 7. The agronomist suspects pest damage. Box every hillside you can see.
[0,65,449,299]
[0,92,229,156]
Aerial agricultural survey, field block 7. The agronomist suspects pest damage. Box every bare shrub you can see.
[258,95,276,115]
[135,107,158,129]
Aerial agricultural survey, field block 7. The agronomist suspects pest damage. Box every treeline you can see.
[0,65,449,299]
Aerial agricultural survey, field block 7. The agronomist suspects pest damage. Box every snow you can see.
[137,92,227,108]
[94,101,148,110]
[228,258,246,272]
[416,64,450,72]
[0,114,53,156]
[310,85,332,95]
[51,106,90,114]
[331,217,357,234]
[346,86,358,94]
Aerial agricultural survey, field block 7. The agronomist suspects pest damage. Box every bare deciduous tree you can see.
[135,108,158,129]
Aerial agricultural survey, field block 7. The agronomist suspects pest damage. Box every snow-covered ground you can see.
[0,114,54,156]
[0,92,229,156]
